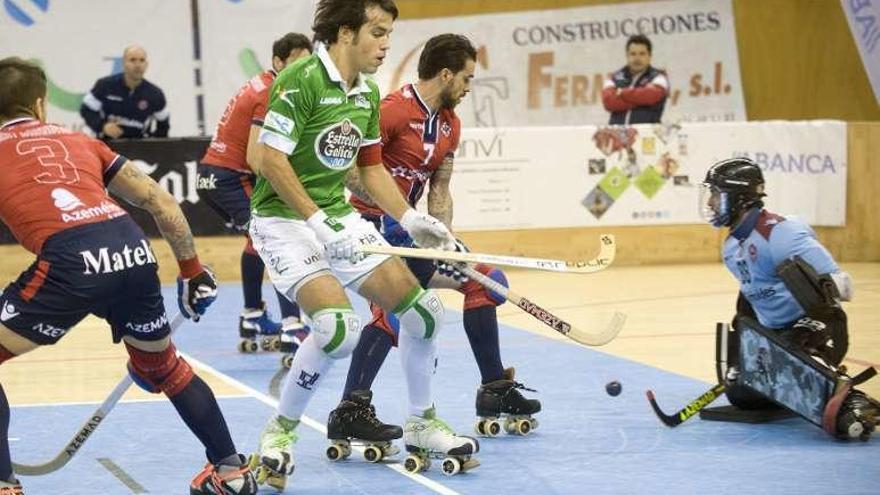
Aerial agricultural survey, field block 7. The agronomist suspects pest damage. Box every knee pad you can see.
[396,288,444,340]
[125,342,194,398]
[367,302,400,346]
[310,308,361,359]
[459,264,508,310]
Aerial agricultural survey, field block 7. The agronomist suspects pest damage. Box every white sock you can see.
[277,335,333,419]
[398,332,437,417]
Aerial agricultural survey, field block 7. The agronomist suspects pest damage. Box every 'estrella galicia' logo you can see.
[296,371,320,390]
[4,0,49,27]
[314,119,362,170]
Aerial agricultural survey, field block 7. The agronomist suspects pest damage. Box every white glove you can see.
[399,209,455,250]
[306,210,365,263]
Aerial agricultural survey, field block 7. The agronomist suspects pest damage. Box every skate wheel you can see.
[281,354,293,369]
[441,457,461,476]
[485,419,501,437]
[404,455,423,473]
[326,444,345,461]
[474,420,485,436]
[847,421,865,439]
[530,418,539,431]
[261,336,280,352]
[364,445,383,463]
[266,473,287,492]
[238,339,258,353]
[515,419,532,436]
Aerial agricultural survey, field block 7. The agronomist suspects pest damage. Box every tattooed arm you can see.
[344,166,374,205]
[108,161,197,261]
[427,156,454,228]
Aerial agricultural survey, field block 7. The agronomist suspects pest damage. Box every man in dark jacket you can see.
[80,45,169,139]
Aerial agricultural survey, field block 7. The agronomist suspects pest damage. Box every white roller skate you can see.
[403,407,480,476]
[190,454,257,495]
[279,317,310,369]
[238,302,281,353]
[248,415,298,492]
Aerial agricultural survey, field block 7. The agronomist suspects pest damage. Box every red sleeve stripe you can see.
[357,143,382,167]
[103,154,128,185]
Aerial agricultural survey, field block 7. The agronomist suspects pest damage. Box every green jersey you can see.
[251,44,381,220]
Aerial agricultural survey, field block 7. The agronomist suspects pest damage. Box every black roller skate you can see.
[279,317,310,369]
[238,302,281,353]
[475,367,541,437]
[829,388,880,441]
[190,454,257,495]
[326,390,402,463]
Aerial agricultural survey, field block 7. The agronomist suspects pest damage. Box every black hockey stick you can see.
[13,312,185,476]
[645,383,726,427]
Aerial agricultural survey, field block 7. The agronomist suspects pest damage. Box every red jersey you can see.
[0,118,128,254]
[201,70,276,172]
[351,84,461,216]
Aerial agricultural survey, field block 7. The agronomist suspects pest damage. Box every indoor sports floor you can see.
[2,261,879,494]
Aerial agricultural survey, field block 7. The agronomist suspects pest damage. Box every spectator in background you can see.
[602,34,668,125]
[80,45,169,139]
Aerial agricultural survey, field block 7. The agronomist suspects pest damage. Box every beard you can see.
[440,89,458,110]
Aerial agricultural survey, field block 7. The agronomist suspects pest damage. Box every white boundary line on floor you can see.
[180,352,463,495]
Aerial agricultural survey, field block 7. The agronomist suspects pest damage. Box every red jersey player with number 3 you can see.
[339,34,541,442]
[0,57,256,495]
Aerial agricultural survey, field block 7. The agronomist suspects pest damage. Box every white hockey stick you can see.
[360,234,616,274]
[460,265,625,347]
[13,312,186,476]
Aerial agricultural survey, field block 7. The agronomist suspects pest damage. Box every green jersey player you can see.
[248,0,480,489]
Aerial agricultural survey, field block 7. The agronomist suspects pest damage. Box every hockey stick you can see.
[645,383,726,427]
[13,312,186,476]
[460,265,625,346]
[360,234,616,274]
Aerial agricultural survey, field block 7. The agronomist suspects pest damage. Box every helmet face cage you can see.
[699,182,730,227]
[701,159,765,228]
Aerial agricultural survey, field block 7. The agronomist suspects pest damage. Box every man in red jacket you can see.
[602,34,668,125]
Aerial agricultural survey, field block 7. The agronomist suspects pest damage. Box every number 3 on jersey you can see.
[17,138,81,185]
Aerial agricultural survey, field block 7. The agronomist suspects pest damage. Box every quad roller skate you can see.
[403,407,480,476]
[828,386,880,441]
[279,317,310,369]
[190,454,257,495]
[238,302,281,353]
[475,368,541,437]
[248,415,298,492]
[325,390,402,463]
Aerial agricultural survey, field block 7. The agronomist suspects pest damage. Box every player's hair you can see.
[0,57,46,121]
[312,0,398,45]
[417,34,477,80]
[273,32,313,60]
[626,34,653,54]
